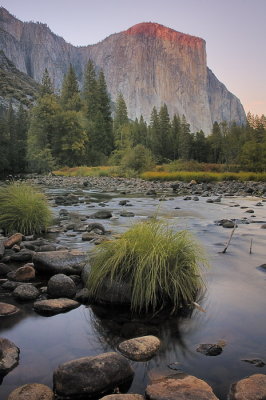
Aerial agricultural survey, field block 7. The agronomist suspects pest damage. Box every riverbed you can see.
[0,178,265,399]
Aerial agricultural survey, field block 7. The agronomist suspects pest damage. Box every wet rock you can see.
[119,200,129,206]
[33,250,86,276]
[260,224,266,229]
[59,209,69,216]
[170,183,179,192]
[100,395,144,400]
[0,239,5,257]
[75,288,90,304]
[10,249,34,262]
[206,199,214,203]
[87,222,106,234]
[33,298,80,315]
[82,232,100,241]
[39,244,57,252]
[229,374,266,400]
[146,374,218,400]
[1,281,21,291]
[53,352,134,399]
[196,343,223,356]
[193,196,199,201]
[0,302,20,316]
[47,274,76,299]
[0,262,12,276]
[12,264,35,281]
[4,233,23,249]
[222,220,235,228]
[90,279,132,306]
[120,211,135,217]
[118,335,160,361]
[0,338,20,376]
[90,210,113,219]
[245,209,254,213]
[7,383,54,400]
[184,196,192,200]
[242,358,266,367]
[146,190,156,196]
[13,284,40,301]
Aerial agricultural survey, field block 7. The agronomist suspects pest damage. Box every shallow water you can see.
[0,189,266,399]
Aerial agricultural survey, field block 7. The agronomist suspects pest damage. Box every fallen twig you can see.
[222,223,237,253]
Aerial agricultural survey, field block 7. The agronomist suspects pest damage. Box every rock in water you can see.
[7,383,54,400]
[0,338,20,376]
[229,374,266,400]
[0,8,246,133]
[33,250,86,275]
[0,302,20,316]
[118,335,161,361]
[53,352,134,398]
[145,375,219,400]
[47,274,76,298]
[33,298,80,315]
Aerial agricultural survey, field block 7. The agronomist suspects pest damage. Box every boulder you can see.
[4,233,23,249]
[12,264,35,281]
[145,374,219,400]
[196,343,223,356]
[53,352,134,399]
[47,274,76,299]
[10,249,34,262]
[33,298,80,315]
[75,288,90,303]
[7,383,54,400]
[90,210,113,219]
[87,222,106,234]
[0,302,20,316]
[0,338,20,376]
[13,284,40,301]
[0,239,5,257]
[82,232,100,241]
[33,250,86,276]
[229,374,266,400]
[118,335,161,361]
[0,262,12,276]
[120,211,135,217]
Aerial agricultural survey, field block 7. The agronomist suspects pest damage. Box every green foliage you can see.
[0,183,52,235]
[60,64,81,111]
[87,220,207,313]
[121,144,154,172]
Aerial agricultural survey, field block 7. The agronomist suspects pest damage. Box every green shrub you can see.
[121,144,154,172]
[87,220,207,313]
[0,183,52,235]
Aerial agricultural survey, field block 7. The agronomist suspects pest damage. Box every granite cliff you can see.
[0,7,246,133]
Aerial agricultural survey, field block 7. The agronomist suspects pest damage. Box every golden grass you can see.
[140,171,266,182]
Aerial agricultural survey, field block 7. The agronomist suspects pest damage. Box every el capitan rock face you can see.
[0,8,246,133]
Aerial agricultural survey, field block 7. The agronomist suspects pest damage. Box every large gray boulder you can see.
[145,374,219,400]
[7,383,54,400]
[47,274,76,299]
[229,374,266,400]
[33,250,86,276]
[53,352,134,398]
[0,338,20,376]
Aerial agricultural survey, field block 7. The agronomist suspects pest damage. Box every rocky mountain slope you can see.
[0,49,39,110]
[0,7,246,132]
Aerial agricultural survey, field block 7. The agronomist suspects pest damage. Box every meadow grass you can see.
[53,166,117,177]
[140,171,266,182]
[87,220,208,313]
[0,182,52,235]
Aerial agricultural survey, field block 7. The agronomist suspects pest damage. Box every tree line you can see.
[0,60,265,175]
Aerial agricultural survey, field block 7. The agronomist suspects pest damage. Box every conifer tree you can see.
[179,115,192,160]
[149,106,160,159]
[113,92,129,149]
[39,68,54,97]
[171,114,181,159]
[83,59,98,120]
[60,64,81,111]
[159,104,171,160]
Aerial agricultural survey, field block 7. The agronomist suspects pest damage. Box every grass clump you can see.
[0,182,52,235]
[87,220,207,313]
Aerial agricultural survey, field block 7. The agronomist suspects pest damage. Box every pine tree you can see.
[60,64,82,111]
[83,59,98,120]
[14,105,28,172]
[113,92,129,149]
[159,104,171,160]
[179,115,192,160]
[96,70,113,155]
[149,106,160,159]
[39,68,54,97]
[171,114,181,160]
[0,108,9,173]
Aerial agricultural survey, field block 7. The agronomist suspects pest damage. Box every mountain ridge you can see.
[0,7,246,133]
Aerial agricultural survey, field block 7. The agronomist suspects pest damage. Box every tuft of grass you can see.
[87,220,208,313]
[0,182,52,235]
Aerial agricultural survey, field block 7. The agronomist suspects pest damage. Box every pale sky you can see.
[1,0,265,115]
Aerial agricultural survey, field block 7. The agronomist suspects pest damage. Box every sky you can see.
[1,0,265,115]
